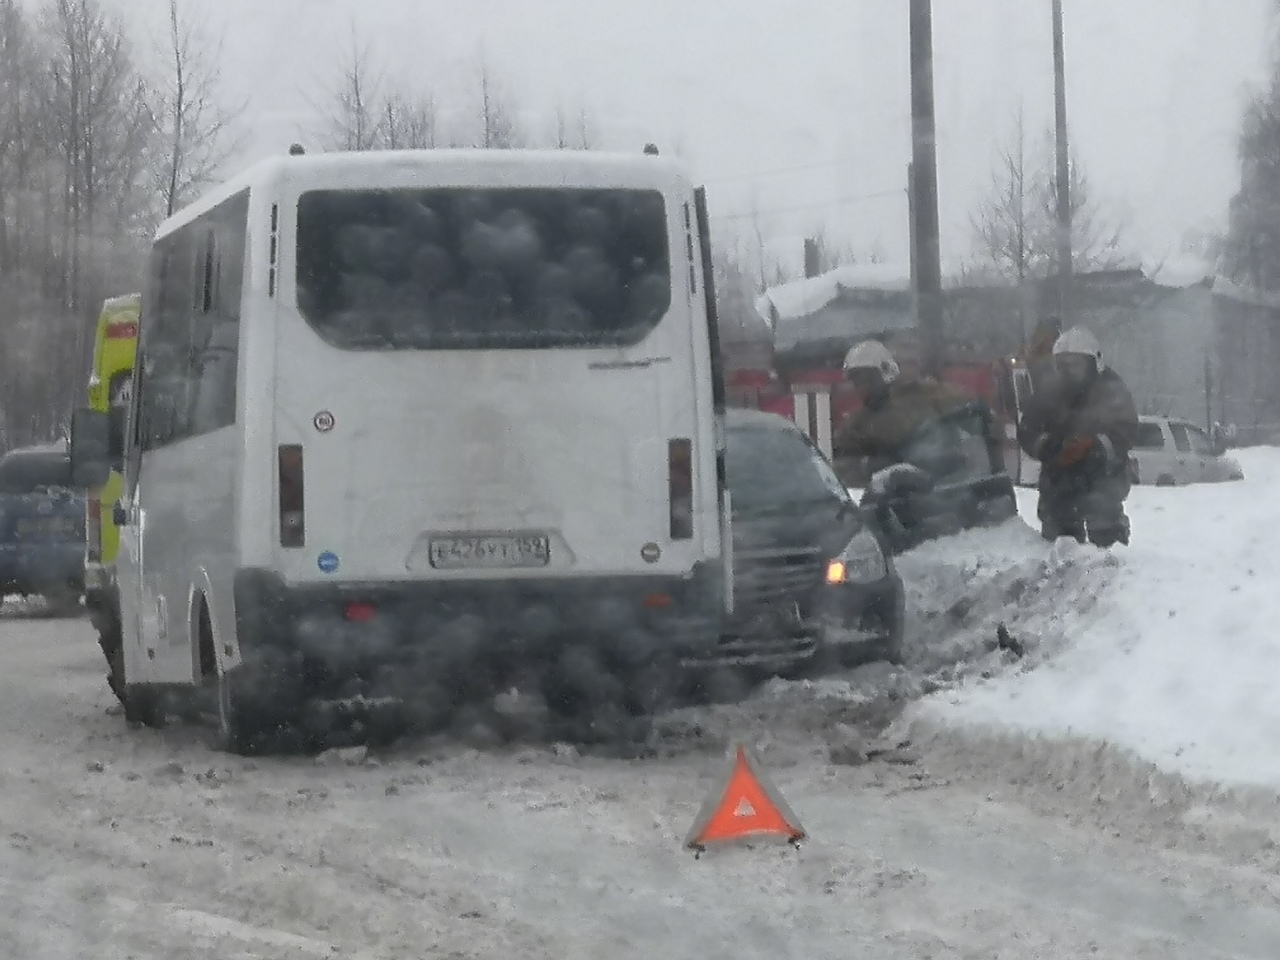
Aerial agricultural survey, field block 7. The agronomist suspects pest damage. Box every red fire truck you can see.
[725,341,1037,485]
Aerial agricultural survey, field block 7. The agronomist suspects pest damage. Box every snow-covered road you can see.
[3,612,1280,958]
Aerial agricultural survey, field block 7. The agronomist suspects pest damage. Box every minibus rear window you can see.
[295,187,672,350]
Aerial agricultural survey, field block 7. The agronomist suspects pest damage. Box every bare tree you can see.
[1223,69,1280,287]
[971,110,1038,283]
[475,54,522,149]
[312,35,445,152]
[713,239,770,344]
[0,0,44,275]
[971,117,1130,281]
[319,34,384,151]
[44,0,153,310]
[552,103,569,149]
[314,43,554,154]
[155,0,241,217]
[744,193,770,290]
[575,107,593,150]
[0,0,54,446]
[1036,141,1129,275]
[550,101,595,150]
[0,0,154,449]
[380,91,437,149]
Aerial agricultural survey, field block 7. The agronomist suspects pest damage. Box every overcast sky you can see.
[123,0,1274,271]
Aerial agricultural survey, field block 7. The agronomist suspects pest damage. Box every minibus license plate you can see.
[428,534,550,569]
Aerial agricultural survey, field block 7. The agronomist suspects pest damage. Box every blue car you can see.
[0,442,86,613]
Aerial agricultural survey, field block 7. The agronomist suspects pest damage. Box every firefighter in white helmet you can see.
[1026,314,1064,394]
[1017,325,1139,547]
[831,338,976,486]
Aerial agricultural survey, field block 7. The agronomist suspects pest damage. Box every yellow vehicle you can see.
[84,293,140,635]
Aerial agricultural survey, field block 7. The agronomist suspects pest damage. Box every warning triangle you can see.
[684,743,806,852]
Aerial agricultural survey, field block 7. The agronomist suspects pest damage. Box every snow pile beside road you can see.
[902,446,1280,794]
[894,516,1119,677]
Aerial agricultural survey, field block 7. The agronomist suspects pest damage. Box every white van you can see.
[1130,415,1244,486]
[71,148,732,752]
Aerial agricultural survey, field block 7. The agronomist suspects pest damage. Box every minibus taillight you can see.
[278,444,305,548]
[345,601,378,623]
[668,438,694,540]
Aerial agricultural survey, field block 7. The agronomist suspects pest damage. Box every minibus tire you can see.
[216,661,303,756]
[122,683,166,729]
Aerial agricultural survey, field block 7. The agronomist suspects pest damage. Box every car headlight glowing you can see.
[826,528,887,585]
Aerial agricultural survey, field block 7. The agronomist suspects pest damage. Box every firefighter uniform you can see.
[831,340,978,484]
[1017,326,1139,547]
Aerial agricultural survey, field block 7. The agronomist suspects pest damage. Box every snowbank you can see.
[904,447,1280,793]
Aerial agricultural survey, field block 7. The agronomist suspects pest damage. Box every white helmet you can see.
[1052,325,1104,369]
[843,339,900,383]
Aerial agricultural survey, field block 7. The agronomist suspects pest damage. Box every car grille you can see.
[732,546,826,610]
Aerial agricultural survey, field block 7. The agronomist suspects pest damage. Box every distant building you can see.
[1211,278,1280,439]
[752,258,1230,430]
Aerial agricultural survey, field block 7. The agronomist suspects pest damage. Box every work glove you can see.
[1056,434,1096,469]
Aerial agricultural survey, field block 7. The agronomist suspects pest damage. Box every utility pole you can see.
[909,0,945,380]
[1204,353,1214,432]
[1051,0,1073,323]
[907,162,918,319]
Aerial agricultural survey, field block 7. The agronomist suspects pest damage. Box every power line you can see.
[701,114,974,188]
[711,188,903,222]
[704,157,865,185]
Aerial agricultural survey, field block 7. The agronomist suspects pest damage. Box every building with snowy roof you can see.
[750,256,1234,430]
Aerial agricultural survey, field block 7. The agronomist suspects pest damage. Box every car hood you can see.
[730,497,861,560]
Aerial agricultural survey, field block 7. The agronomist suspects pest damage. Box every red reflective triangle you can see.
[684,743,806,851]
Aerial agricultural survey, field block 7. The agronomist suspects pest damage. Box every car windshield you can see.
[726,424,850,511]
[898,406,994,483]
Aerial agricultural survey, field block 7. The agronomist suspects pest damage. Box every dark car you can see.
[0,442,86,612]
[695,408,904,680]
[859,401,1018,554]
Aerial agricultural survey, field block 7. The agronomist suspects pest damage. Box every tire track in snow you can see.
[6,596,1280,956]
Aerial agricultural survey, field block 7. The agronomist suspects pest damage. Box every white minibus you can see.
[71,147,732,752]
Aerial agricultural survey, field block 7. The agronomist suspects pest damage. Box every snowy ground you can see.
[4,618,1280,959]
[4,456,1280,957]
[904,446,1280,796]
